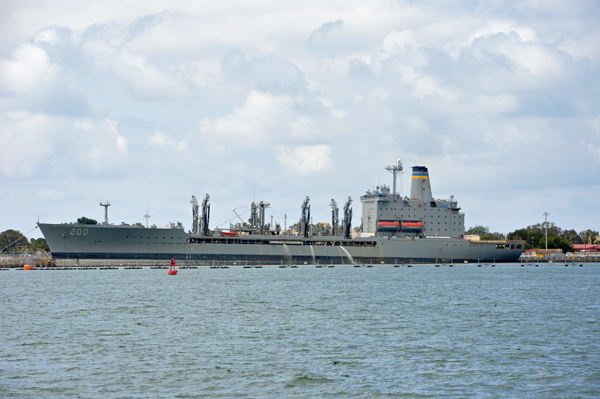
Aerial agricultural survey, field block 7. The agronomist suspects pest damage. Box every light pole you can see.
[284,214,287,235]
[543,212,550,257]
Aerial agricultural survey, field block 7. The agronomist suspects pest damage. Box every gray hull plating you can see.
[39,223,523,263]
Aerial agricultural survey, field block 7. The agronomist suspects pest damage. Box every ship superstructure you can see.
[361,160,464,239]
[38,159,524,264]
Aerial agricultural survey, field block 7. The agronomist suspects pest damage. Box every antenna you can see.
[100,201,111,225]
[385,158,403,197]
[143,204,151,228]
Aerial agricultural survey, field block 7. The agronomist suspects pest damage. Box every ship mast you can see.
[99,201,111,225]
[143,205,151,228]
[385,159,403,198]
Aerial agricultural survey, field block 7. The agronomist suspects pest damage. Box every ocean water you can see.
[1,264,599,398]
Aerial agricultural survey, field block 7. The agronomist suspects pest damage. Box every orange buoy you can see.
[24,264,32,270]
[168,259,177,275]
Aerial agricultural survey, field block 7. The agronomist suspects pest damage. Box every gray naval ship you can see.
[38,160,524,264]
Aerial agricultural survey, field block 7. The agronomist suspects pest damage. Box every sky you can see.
[1,0,599,240]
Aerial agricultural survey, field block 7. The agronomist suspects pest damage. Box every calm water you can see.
[1,264,599,398]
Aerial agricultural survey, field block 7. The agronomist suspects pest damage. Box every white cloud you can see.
[467,22,540,46]
[148,131,187,152]
[276,144,333,175]
[381,30,421,60]
[73,118,128,175]
[199,90,321,147]
[80,37,191,99]
[0,113,127,179]
[1,0,600,236]
[0,43,58,95]
[309,19,344,43]
[0,112,57,178]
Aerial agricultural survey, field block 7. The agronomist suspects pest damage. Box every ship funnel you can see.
[410,166,433,202]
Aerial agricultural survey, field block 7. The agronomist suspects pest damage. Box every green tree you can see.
[77,217,98,225]
[465,225,490,236]
[481,232,505,241]
[528,222,562,236]
[580,229,599,244]
[564,229,580,244]
[507,223,579,252]
[284,222,300,235]
[539,236,574,253]
[29,238,50,252]
[0,229,28,253]
[507,228,545,249]
[465,225,504,240]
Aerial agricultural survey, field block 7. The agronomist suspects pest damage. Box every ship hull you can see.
[39,223,524,264]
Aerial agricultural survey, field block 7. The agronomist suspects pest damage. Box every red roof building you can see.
[573,244,600,252]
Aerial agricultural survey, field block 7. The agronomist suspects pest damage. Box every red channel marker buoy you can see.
[168,258,178,275]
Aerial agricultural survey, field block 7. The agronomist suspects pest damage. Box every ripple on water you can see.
[1,264,599,398]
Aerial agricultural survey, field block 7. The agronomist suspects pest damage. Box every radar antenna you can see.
[385,159,403,197]
[100,201,111,225]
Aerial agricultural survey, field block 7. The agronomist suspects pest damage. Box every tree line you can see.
[0,230,49,253]
[466,223,599,253]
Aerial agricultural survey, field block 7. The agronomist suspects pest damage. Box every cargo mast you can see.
[300,197,310,238]
[330,199,339,236]
[200,194,210,236]
[191,196,199,234]
[342,196,353,238]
